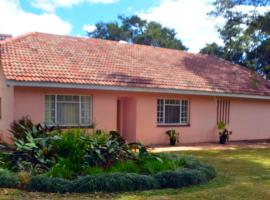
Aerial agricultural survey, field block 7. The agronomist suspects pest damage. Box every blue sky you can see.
[20,0,161,37]
[4,0,267,52]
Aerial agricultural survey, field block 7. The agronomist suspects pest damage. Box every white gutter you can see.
[6,80,270,100]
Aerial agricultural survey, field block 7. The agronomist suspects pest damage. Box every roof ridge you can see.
[0,32,37,45]
[0,31,201,58]
[20,31,196,56]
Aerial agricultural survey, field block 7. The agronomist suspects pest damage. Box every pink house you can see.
[1,32,270,145]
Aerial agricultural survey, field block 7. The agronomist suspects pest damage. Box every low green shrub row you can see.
[0,157,215,193]
[27,162,215,193]
[0,168,19,188]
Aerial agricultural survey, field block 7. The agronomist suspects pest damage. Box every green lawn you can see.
[1,148,270,200]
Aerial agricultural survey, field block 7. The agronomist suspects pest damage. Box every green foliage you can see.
[54,129,89,164]
[88,15,188,51]
[217,121,226,131]
[26,156,216,193]
[83,166,105,175]
[165,129,179,139]
[9,116,56,141]
[202,0,270,79]
[84,154,188,175]
[217,122,232,144]
[0,168,19,188]
[84,130,134,168]
[107,160,140,174]
[138,155,177,174]
[165,129,180,145]
[9,116,34,140]
[200,42,225,57]
[1,119,60,174]
[47,158,77,179]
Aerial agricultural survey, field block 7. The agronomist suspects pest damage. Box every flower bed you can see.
[0,117,216,193]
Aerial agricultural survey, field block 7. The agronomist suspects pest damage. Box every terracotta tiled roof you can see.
[1,32,270,96]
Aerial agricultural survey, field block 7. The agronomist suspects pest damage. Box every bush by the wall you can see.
[0,168,19,188]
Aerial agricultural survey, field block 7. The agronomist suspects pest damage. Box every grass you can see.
[1,148,270,199]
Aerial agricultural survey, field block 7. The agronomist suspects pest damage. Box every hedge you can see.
[27,162,216,193]
[0,168,19,188]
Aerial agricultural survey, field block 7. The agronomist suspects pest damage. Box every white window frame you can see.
[45,94,92,127]
[157,98,189,126]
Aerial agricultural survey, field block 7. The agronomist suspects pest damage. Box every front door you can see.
[116,97,136,142]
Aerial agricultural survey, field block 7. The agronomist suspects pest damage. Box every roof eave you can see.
[6,80,270,100]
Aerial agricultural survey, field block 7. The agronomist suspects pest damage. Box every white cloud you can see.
[139,0,270,53]
[82,24,96,32]
[0,0,72,36]
[31,0,119,12]
[139,0,224,53]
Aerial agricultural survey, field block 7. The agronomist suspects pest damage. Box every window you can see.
[157,99,189,125]
[217,99,230,124]
[45,95,92,126]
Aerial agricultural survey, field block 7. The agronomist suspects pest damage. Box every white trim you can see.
[6,80,270,100]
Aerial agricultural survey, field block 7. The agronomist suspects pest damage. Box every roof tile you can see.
[1,32,270,96]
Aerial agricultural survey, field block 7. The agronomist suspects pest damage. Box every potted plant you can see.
[165,129,179,146]
[217,121,232,144]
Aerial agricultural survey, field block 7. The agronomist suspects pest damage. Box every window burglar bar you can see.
[157,99,189,125]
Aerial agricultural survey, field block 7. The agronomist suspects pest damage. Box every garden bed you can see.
[0,156,215,193]
[0,117,216,193]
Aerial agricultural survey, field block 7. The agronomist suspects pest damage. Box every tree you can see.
[200,0,270,79]
[200,43,225,58]
[87,15,188,51]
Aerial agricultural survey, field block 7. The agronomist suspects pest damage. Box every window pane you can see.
[57,102,79,126]
[165,105,180,123]
[45,95,55,124]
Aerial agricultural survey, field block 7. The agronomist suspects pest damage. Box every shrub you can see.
[47,158,77,179]
[53,129,89,175]
[154,169,207,188]
[84,131,135,168]
[54,129,89,161]
[1,118,59,174]
[108,160,140,174]
[23,155,216,193]
[5,131,60,173]
[28,175,71,193]
[17,171,31,187]
[9,116,34,140]
[83,166,105,175]
[138,155,178,174]
[0,168,18,188]
[71,173,159,193]
[10,116,56,141]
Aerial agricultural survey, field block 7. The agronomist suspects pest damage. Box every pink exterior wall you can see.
[13,87,117,131]
[228,99,270,141]
[12,86,270,145]
[0,69,14,142]
[135,93,218,144]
